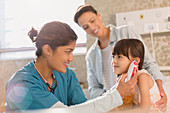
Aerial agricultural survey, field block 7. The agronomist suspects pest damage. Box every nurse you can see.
[74,4,167,112]
[6,21,137,112]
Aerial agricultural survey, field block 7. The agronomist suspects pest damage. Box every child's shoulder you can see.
[137,69,154,89]
[138,69,148,75]
[138,69,152,80]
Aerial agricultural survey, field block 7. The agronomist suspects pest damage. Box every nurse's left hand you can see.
[156,88,167,113]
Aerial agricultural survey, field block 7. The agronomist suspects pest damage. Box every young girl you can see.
[112,39,161,112]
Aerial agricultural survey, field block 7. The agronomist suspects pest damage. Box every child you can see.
[112,39,161,112]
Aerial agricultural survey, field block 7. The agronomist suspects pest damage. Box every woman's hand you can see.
[117,71,138,98]
[155,79,167,113]
[156,90,167,113]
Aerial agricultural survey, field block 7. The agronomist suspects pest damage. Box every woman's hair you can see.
[28,21,77,57]
[112,39,145,70]
[74,4,97,25]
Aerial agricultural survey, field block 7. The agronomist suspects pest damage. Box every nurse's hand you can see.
[117,72,138,98]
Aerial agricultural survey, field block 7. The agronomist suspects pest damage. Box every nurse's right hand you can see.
[116,72,138,98]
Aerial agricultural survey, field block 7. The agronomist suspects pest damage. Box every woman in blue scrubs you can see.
[5,21,138,113]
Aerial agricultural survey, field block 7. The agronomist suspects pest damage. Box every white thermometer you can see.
[125,60,138,82]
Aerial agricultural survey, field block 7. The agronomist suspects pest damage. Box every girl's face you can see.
[77,11,104,38]
[48,40,76,73]
[112,54,132,74]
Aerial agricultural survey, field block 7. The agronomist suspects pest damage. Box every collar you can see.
[93,39,100,49]
[91,24,117,50]
[107,24,116,44]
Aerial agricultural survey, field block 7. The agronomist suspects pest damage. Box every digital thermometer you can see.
[125,60,138,82]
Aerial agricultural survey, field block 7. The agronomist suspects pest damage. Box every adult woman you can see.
[74,4,167,112]
[6,21,137,112]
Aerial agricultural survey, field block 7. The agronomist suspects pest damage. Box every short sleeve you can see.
[66,69,87,106]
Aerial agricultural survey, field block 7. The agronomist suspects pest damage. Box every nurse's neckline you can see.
[33,61,57,94]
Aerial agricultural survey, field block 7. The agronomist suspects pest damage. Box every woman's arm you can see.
[86,54,106,99]
[52,85,123,113]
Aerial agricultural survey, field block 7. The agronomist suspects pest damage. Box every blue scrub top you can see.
[6,62,87,111]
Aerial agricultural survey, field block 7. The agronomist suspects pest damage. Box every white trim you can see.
[159,66,170,71]
[0,47,35,53]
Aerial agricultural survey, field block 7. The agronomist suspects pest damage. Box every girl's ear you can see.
[134,57,140,64]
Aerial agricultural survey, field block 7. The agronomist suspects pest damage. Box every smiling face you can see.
[48,40,76,73]
[77,11,104,38]
[112,39,145,73]
[112,54,132,74]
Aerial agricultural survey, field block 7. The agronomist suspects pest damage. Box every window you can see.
[0,0,86,59]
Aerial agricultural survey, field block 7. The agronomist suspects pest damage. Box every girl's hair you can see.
[112,39,145,70]
[28,21,77,57]
[74,4,97,25]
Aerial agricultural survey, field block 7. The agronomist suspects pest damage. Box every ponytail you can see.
[28,27,38,42]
